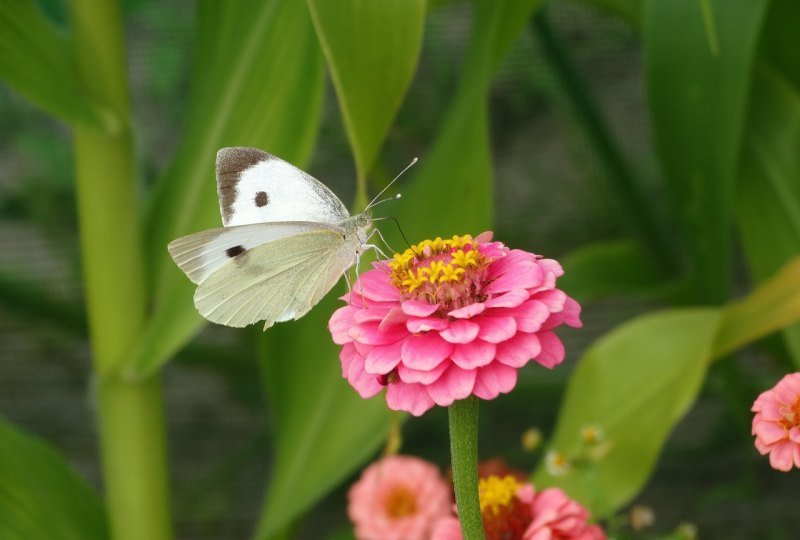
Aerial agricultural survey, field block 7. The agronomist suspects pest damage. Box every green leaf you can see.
[0,0,113,130]
[307,0,426,200]
[533,309,722,515]
[715,257,800,359]
[254,294,392,539]
[398,0,544,243]
[130,0,325,377]
[736,0,800,367]
[644,0,769,302]
[559,240,674,304]
[534,256,800,514]
[0,416,109,540]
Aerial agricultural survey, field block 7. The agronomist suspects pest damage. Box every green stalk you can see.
[68,1,172,539]
[449,397,484,540]
[532,9,675,273]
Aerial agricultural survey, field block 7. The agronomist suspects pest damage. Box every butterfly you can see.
[168,147,386,330]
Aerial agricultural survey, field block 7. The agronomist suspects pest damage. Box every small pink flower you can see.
[751,372,800,471]
[348,455,452,540]
[329,232,581,415]
[430,475,605,540]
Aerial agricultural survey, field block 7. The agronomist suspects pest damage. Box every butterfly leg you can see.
[368,227,395,259]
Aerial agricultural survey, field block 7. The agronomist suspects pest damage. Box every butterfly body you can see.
[168,147,374,330]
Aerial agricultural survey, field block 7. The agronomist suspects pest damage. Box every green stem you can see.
[68,1,173,539]
[449,397,484,540]
[532,9,675,273]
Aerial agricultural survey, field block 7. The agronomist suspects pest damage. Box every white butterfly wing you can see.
[216,147,350,227]
[168,221,338,285]
[192,227,361,329]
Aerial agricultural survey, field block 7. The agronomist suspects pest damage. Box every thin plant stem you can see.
[449,396,484,540]
[68,0,173,538]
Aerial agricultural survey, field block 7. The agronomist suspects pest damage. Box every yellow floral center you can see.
[383,486,417,519]
[479,475,522,515]
[388,235,490,312]
[478,475,532,540]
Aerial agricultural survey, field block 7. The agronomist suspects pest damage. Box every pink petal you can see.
[402,300,440,317]
[538,258,565,278]
[476,315,517,343]
[486,249,536,280]
[401,332,454,370]
[341,346,383,398]
[474,231,494,243]
[365,341,404,374]
[449,303,485,319]
[562,297,583,328]
[790,426,800,444]
[496,332,541,368]
[339,343,357,375]
[451,340,496,369]
[407,316,450,333]
[354,268,400,302]
[535,331,565,368]
[427,365,477,406]
[485,289,529,308]
[754,437,771,455]
[769,441,795,471]
[385,382,435,416]
[508,299,550,333]
[378,307,407,331]
[349,321,408,345]
[397,360,449,384]
[440,320,480,344]
[533,289,567,312]
[485,261,543,294]
[329,306,357,344]
[353,305,393,324]
[473,363,517,400]
[430,517,463,540]
[754,421,787,445]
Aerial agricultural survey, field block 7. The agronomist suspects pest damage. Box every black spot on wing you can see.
[226,245,246,258]
[254,191,269,207]
[216,147,271,224]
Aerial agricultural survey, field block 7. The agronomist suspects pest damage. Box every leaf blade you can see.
[0,0,113,129]
[0,416,109,540]
[307,0,427,187]
[644,0,769,302]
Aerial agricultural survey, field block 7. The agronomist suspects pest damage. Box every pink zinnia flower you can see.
[430,475,606,540]
[329,233,581,415]
[347,455,451,540]
[751,372,800,471]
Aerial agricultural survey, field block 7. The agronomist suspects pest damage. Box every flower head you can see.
[348,455,451,540]
[329,232,581,415]
[430,475,605,540]
[751,372,800,471]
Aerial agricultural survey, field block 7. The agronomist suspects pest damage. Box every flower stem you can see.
[449,396,484,540]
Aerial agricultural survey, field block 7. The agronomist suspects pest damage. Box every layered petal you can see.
[329,233,582,415]
[751,372,800,472]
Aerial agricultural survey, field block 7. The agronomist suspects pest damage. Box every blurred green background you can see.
[1,0,799,539]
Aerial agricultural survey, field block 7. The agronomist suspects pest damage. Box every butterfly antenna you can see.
[373,216,419,257]
[366,157,418,211]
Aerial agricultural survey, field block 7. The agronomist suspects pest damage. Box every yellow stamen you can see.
[479,475,522,516]
[389,234,487,295]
